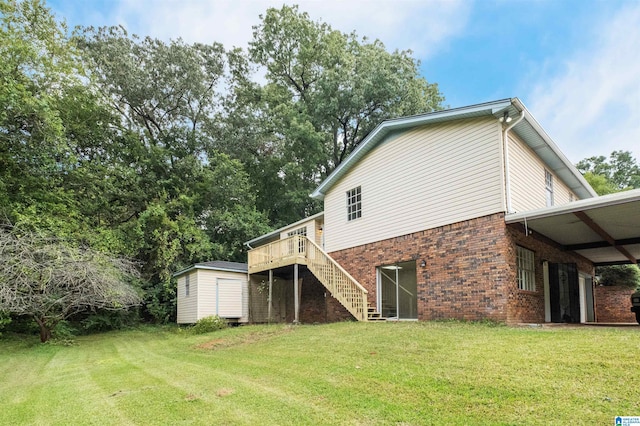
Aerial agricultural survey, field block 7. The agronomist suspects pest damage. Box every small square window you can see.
[346,186,362,221]
[517,246,536,291]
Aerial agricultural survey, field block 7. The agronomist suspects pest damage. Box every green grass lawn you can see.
[1,321,639,425]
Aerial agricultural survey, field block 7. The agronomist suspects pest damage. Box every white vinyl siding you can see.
[279,218,322,244]
[508,134,577,212]
[197,270,246,319]
[177,269,248,323]
[315,220,323,247]
[177,272,198,324]
[324,117,505,253]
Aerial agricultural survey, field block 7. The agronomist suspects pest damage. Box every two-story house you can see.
[218,98,640,325]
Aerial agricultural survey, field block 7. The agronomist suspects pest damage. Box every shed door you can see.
[549,263,580,323]
[217,278,243,318]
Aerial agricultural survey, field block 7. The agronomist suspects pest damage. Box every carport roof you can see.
[505,189,640,266]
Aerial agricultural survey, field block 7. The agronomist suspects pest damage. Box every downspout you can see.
[503,110,525,214]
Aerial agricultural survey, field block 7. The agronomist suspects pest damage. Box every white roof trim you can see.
[311,99,513,200]
[245,211,324,247]
[511,98,597,198]
[173,265,248,277]
[311,97,596,201]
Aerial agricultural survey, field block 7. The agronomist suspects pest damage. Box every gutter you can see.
[503,108,525,214]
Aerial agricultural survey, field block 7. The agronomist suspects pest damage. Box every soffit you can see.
[506,189,640,265]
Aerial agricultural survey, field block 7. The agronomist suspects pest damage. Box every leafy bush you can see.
[190,316,227,334]
[52,320,77,340]
[0,312,11,337]
[79,309,140,333]
[597,265,640,288]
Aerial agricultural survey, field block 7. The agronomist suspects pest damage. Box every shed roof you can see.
[310,98,596,201]
[173,261,248,277]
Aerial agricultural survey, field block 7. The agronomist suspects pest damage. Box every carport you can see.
[506,189,640,266]
[506,189,640,324]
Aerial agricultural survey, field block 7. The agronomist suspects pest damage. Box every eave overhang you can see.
[311,97,596,201]
[245,211,325,248]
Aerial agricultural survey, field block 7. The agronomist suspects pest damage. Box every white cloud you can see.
[528,3,640,164]
[102,0,468,58]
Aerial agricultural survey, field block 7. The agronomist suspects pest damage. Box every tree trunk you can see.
[34,317,52,343]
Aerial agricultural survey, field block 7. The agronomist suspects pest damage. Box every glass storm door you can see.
[378,261,418,319]
[549,263,580,323]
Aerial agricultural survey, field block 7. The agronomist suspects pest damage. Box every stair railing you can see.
[304,237,369,321]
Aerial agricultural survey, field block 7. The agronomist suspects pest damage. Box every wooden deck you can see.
[248,236,376,321]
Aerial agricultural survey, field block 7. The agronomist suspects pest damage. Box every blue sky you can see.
[48,0,640,164]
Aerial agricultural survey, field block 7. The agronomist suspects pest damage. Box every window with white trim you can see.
[287,227,307,237]
[545,169,554,207]
[185,274,190,297]
[347,186,362,221]
[517,246,536,291]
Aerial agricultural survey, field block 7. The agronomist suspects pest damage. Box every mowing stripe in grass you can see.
[1,323,639,425]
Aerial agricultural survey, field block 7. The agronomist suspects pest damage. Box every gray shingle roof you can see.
[173,260,248,277]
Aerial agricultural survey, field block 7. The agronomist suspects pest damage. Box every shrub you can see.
[597,265,640,288]
[79,309,140,333]
[0,312,11,337]
[52,320,77,340]
[191,315,227,334]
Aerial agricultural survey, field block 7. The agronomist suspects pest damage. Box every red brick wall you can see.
[327,214,599,324]
[299,273,353,323]
[254,214,604,325]
[506,224,594,323]
[329,214,513,322]
[594,286,637,323]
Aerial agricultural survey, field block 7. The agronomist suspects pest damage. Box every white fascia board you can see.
[513,98,597,199]
[310,99,514,200]
[505,188,640,223]
[173,265,248,277]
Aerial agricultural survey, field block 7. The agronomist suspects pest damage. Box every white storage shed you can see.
[174,261,249,324]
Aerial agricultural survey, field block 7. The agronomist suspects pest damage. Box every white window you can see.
[287,226,307,253]
[185,274,190,297]
[347,186,362,221]
[517,246,536,291]
[545,169,554,207]
[287,227,307,237]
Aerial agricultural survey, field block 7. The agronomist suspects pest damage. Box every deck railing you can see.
[248,236,308,273]
[248,235,369,321]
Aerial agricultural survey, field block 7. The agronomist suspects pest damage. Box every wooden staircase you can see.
[248,235,384,322]
[367,306,385,321]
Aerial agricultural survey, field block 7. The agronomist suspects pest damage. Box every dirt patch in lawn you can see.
[196,339,225,350]
[194,325,296,351]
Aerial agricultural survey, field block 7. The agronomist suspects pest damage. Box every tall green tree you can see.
[577,150,640,192]
[0,0,82,233]
[220,5,444,226]
[577,151,640,288]
[77,27,270,321]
